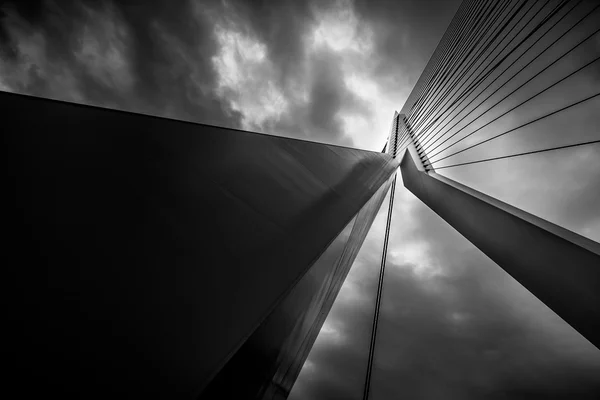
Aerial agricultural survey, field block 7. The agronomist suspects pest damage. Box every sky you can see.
[0,0,458,150]
[1,0,599,399]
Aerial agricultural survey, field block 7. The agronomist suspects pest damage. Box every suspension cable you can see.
[418,0,585,152]
[411,0,534,139]
[362,174,397,400]
[416,0,570,148]
[434,139,600,169]
[426,91,600,166]
[425,29,600,161]
[409,0,502,126]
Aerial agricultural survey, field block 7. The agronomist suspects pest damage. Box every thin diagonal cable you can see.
[405,0,489,120]
[412,0,533,138]
[405,0,475,111]
[406,0,485,120]
[420,0,580,152]
[404,1,479,121]
[405,0,478,117]
[411,0,533,137]
[408,0,496,122]
[409,0,512,123]
[425,29,600,160]
[398,122,432,170]
[416,0,568,147]
[397,123,419,156]
[396,131,413,154]
[428,91,600,166]
[397,135,412,155]
[434,139,600,169]
[395,129,409,153]
[406,0,492,147]
[393,122,405,157]
[414,0,543,147]
[427,56,600,164]
[431,0,570,122]
[411,0,527,139]
[387,116,403,154]
[424,0,566,144]
[409,0,504,125]
[363,174,396,400]
[397,117,418,153]
[442,0,568,111]
[423,4,600,155]
[392,126,406,157]
[418,0,582,151]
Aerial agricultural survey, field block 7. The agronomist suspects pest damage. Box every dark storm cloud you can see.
[107,0,237,125]
[259,48,371,147]
[226,0,312,83]
[353,0,462,86]
[217,0,367,146]
[0,0,375,147]
[0,0,454,149]
[309,51,360,133]
[0,0,239,125]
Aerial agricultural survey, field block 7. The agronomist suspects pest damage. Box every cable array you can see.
[375,4,600,399]
[391,0,600,170]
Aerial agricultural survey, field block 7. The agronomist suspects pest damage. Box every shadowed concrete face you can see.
[1,91,398,399]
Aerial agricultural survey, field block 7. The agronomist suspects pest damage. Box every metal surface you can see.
[399,149,600,350]
[202,174,395,400]
[2,91,398,399]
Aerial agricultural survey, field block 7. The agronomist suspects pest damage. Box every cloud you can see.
[0,0,415,149]
[73,4,134,92]
[0,0,241,125]
[208,0,369,147]
[197,0,420,150]
[0,4,84,102]
[0,0,427,150]
[353,0,463,84]
[211,21,289,129]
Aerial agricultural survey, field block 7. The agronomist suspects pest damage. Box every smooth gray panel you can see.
[199,175,394,400]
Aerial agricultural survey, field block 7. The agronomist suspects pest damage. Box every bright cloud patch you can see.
[311,0,372,53]
[389,241,446,281]
[212,24,288,130]
[0,3,134,103]
[343,72,405,149]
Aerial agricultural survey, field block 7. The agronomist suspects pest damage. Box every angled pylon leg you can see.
[400,149,600,350]
[2,91,399,399]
